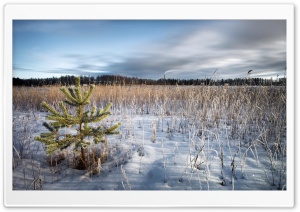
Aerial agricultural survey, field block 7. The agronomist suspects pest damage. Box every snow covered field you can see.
[12,85,287,190]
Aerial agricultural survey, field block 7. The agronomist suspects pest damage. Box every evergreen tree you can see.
[35,76,121,169]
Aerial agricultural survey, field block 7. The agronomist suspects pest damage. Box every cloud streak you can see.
[13,20,286,79]
[104,20,286,79]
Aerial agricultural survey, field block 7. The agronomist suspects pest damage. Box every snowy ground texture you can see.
[12,85,287,191]
[12,109,286,191]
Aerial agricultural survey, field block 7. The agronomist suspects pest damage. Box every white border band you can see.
[4,3,294,207]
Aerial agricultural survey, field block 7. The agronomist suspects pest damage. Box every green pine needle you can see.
[35,76,121,166]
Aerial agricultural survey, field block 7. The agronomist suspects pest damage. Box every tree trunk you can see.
[80,147,87,170]
[79,122,86,169]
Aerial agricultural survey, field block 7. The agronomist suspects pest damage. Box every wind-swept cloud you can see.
[13,20,286,79]
[101,20,286,79]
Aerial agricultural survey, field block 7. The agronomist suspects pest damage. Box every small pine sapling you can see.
[35,76,121,170]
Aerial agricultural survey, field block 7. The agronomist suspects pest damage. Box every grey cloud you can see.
[33,20,286,80]
[14,20,111,37]
[13,65,34,72]
[103,54,202,79]
[77,64,107,71]
[210,20,286,50]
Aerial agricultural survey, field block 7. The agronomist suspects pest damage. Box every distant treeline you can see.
[13,74,286,86]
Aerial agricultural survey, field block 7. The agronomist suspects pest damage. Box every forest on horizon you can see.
[13,74,286,87]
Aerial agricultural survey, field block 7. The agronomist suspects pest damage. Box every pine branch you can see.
[46,143,59,154]
[83,122,91,135]
[91,105,97,116]
[57,134,79,150]
[93,131,106,144]
[35,133,56,141]
[35,134,57,146]
[64,99,79,107]
[68,87,78,99]
[59,101,69,117]
[46,115,79,126]
[77,106,83,119]
[83,111,110,123]
[41,102,61,117]
[106,122,122,134]
[103,102,113,113]
[38,132,55,138]
[75,77,83,103]
[60,87,79,104]
[42,122,55,132]
[82,84,95,104]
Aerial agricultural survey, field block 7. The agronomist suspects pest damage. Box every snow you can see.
[12,110,286,191]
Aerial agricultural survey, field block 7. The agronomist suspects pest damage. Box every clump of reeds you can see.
[13,83,287,190]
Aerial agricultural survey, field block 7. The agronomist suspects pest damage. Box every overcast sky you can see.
[13,20,286,79]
